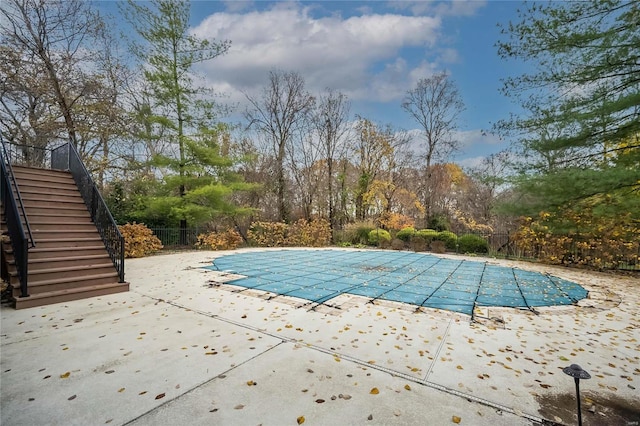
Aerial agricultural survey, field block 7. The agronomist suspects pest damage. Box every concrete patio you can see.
[2,248,639,425]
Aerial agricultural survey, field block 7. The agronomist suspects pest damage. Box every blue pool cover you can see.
[202,249,588,316]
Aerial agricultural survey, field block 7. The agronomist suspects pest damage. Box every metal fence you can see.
[149,227,204,247]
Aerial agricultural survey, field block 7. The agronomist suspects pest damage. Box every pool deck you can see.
[2,248,639,425]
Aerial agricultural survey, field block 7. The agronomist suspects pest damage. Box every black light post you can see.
[563,364,591,426]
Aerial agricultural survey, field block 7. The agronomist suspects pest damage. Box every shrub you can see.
[391,238,405,250]
[368,228,391,246]
[246,219,332,248]
[415,229,438,243]
[286,218,332,247]
[119,222,163,258]
[247,221,288,247]
[430,240,446,253]
[457,234,489,254]
[195,229,243,250]
[396,227,416,242]
[410,235,428,252]
[512,212,639,269]
[342,221,376,245]
[435,231,458,250]
[355,226,375,244]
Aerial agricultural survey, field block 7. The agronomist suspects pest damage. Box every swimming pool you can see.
[203,249,588,316]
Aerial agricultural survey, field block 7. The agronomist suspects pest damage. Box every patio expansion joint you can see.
[423,317,453,383]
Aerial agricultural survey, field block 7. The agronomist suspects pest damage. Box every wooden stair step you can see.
[12,168,74,177]
[28,245,106,254]
[28,254,111,269]
[25,211,90,218]
[28,219,94,226]
[20,195,84,204]
[22,203,87,212]
[13,282,129,309]
[25,271,119,286]
[31,238,105,249]
[16,262,115,276]
[30,224,97,232]
[11,271,120,293]
[14,188,81,198]
[34,237,102,243]
[12,177,77,187]
[31,229,98,235]
[9,266,117,286]
[15,188,82,202]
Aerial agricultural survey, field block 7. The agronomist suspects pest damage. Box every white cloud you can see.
[190,4,443,105]
[454,129,502,148]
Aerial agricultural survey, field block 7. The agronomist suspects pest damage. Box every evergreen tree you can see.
[496,0,639,227]
[122,0,252,231]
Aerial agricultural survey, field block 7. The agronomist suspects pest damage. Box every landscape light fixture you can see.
[563,364,591,426]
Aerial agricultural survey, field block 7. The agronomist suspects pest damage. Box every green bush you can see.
[457,234,489,254]
[355,225,375,244]
[368,229,391,246]
[396,227,416,242]
[435,231,458,250]
[416,229,438,243]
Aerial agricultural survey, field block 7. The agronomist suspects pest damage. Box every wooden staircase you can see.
[1,165,129,309]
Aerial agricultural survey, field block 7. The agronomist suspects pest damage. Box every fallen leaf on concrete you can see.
[155,393,165,400]
[452,415,461,423]
[60,372,70,379]
[297,416,305,424]
[369,388,379,395]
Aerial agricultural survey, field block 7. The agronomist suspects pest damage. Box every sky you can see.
[105,1,531,168]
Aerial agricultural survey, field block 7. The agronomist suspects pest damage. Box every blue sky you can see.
[106,1,529,167]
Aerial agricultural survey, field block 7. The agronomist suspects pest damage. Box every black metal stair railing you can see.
[52,143,125,283]
[1,136,33,298]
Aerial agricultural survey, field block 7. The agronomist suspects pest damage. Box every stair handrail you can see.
[0,136,30,298]
[52,143,125,283]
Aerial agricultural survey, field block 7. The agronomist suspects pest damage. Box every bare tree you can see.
[245,71,315,222]
[0,44,56,165]
[402,72,464,222]
[0,0,103,148]
[313,89,351,232]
